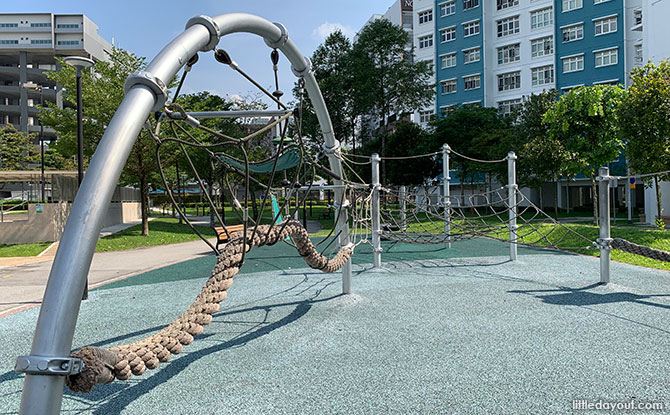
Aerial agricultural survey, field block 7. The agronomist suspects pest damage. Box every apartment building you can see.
[432,0,646,115]
[413,0,437,127]
[0,13,111,140]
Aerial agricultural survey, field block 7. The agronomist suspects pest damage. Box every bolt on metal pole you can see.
[400,185,407,232]
[371,153,382,268]
[507,151,518,261]
[598,167,611,284]
[442,144,451,248]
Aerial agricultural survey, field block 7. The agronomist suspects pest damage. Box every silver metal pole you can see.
[626,167,632,224]
[598,167,611,284]
[20,13,353,414]
[442,144,451,248]
[400,185,407,232]
[371,153,382,268]
[507,152,518,261]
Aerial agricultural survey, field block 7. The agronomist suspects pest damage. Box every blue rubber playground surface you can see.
[0,239,668,414]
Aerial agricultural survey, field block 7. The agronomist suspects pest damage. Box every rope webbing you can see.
[65,221,352,393]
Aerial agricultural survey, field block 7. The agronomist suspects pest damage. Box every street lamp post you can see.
[63,56,94,187]
[21,82,45,202]
[63,56,94,300]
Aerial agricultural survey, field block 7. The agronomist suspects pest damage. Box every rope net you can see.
[66,43,362,392]
[373,185,596,251]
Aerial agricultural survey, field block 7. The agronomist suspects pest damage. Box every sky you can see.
[6,0,395,106]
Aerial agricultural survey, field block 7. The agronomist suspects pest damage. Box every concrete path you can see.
[0,238,217,318]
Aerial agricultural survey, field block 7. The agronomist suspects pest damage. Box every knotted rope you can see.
[611,238,670,262]
[66,220,352,393]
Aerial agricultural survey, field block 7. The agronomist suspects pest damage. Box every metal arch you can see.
[18,13,352,415]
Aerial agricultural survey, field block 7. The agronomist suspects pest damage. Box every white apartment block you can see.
[0,13,111,140]
[413,0,437,127]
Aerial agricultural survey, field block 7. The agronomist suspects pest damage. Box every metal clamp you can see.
[321,140,340,155]
[596,237,613,250]
[333,199,350,209]
[124,71,169,112]
[185,15,221,51]
[506,183,518,189]
[264,22,288,49]
[291,57,312,78]
[15,355,83,376]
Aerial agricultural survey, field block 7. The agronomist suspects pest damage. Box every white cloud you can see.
[312,22,356,42]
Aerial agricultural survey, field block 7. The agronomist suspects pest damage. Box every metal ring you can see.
[291,57,312,78]
[264,22,288,49]
[124,71,169,112]
[185,15,221,51]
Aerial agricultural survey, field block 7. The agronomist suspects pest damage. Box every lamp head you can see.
[63,56,94,70]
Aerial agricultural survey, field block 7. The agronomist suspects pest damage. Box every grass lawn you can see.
[0,242,52,257]
[95,217,216,252]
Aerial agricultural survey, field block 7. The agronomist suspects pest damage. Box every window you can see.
[498,98,522,115]
[0,23,18,27]
[634,44,643,63]
[531,65,554,86]
[595,48,618,67]
[57,23,79,29]
[463,20,480,37]
[441,53,457,68]
[419,35,433,49]
[57,40,80,45]
[498,71,521,91]
[497,16,520,37]
[419,110,434,124]
[594,16,617,35]
[30,39,52,44]
[562,24,583,42]
[464,74,481,90]
[440,1,456,17]
[531,36,554,58]
[531,8,553,29]
[497,0,519,10]
[418,10,433,25]
[30,23,51,28]
[440,26,456,42]
[562,0,583,12]
[497,44,520,64]
[633,10,642,25]
[440,105,457,116]
[463,0,479,10]
[0,39,19,44]
[441,79,457,94]
[562,55,584,73]
[463,47,480,64]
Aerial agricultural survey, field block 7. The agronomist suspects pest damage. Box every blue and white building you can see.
[417,0,650,114]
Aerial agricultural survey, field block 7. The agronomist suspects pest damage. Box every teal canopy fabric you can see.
[217,147,301,173]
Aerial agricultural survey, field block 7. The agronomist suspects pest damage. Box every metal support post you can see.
[442,144,451,248]
[598,167,611,284]
[507,151,518,261]
[371,153,382,268]
[399,186,407,232]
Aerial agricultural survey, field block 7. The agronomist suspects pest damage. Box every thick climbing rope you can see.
[611,238,670,262]
[65,220,352,393]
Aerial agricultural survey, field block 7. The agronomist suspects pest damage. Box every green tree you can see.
[543,85,625,223]
[351,19,434,185]
[295,30,363,150]
[39,47,158,235]
[0,126,38,170]
[514,90,569,216]
[618,60,670,224]
[432,106,509,204]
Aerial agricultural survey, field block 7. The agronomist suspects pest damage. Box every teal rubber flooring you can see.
[0,239,668,414]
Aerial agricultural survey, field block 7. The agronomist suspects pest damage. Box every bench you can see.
[213,224,246,249]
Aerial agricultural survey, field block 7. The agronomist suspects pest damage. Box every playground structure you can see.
[12,12,669,415]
